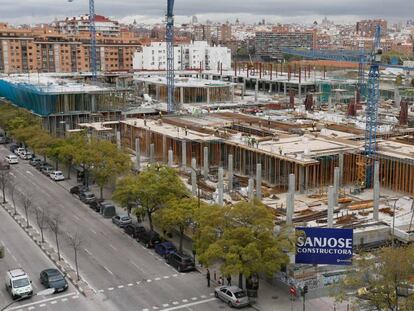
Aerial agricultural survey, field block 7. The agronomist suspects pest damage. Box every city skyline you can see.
[1,0,414,25]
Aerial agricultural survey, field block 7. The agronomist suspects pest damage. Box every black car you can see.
[36,161,50,171]
[136,230,161,248]
[89,199,104,212]
[69,185,89,196]
[40,269,68,293]
[124,224,146,238]
[9,143,18,153]
[166,252,195,272]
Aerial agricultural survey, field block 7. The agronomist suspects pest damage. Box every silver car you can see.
[214,285,250,308]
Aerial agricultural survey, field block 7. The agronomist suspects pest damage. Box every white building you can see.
[133,41,231,71]
[53,15,120,36]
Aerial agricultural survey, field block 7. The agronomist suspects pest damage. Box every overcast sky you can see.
[1,0,414,25]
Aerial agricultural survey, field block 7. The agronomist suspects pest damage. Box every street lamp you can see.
[1,288,55,311]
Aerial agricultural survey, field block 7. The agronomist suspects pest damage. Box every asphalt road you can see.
[0,145,248,311]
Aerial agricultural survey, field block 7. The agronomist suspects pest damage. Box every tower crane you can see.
[67,0,98,81]
[166,0,175,113]
[283,26,414,188]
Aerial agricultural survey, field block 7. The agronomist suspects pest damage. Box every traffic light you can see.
[303,285,308,295]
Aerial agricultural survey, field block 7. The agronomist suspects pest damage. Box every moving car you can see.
[112,215,132,228]
[49,171,64,181]
[5,268,33,300]
[40,269,68,293]
[124,224,146,238]
[14,147,25,156]
[154,241,177,258]
[79,191,96,204]
[166,252,195,272]
[214,285,250,308]
[136,230,161,248]
[19,150,33,160]
[5,154,18,164]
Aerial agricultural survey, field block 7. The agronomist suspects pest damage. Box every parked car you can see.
[29,157,42,167]
[41,165,54,176]
[50,171,64,181]
[40,269,68,293]
[99,202,116,218]
[14,147,25,156]
[166,251,195,272]
[88,199,104,212]
[123,224,146,238]
[0,136,10,144]
[155,241,177,258]
[112,215,132,228]
[214,285,250,308]
[9,143,18,153]
[21,151,33,160]
[69,185,89,196]
[136,230,162,248]
[36,162,49,171]
[5,154,18,164]
[79,191,96,204]
[5,268,33,300]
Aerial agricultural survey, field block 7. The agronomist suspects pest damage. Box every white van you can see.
[5,268,33,299]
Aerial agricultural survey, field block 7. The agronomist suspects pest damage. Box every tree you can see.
[8,181,17,215]
[48,213,62,261]
[0,169,9,204]
[35,207,48,243]
[195,200,293,289]
[155,197,197,252]
[113,164,188,231]
[333,245,414,310]
[22,196,33,228]
[91,140,131,199]
[28,131,57,161]
[46,138,64,170]
[67,232,83,281]
[73,138,97,187]
[56,134,84,179]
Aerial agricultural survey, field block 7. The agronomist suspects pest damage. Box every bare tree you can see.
[22,196,33,228]
[67,232,83,281]
[0,170,9,204]
[34,206,48,243]
[48,213,62,261]
[8,181,17,215]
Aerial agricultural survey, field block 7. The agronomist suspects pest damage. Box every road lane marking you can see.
[89,228,97,234]
[84,248,92,256]
[27,307,35,310]
[162,304,169,307]
[155,277,161,281]
[117,285,124,289]
[191,297,198,301]
[39,304,46,307]
[8,292,76,310]
[61,298,68,302]
[73,215,80,221]
[72,295,79,299]
[182,299,188,303]
[104,266,114,275]
[50,301,57,304]
[108,287,114,291]
[127,283,134,287]
[159,298,216,311]
[26,170,33,176]
[109,244,117,251]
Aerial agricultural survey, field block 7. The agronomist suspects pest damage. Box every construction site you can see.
[0,15,414,292]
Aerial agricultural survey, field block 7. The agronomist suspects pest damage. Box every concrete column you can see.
[156,84,160,101]
[228,154,233,192]
[299,166,305,194]
[218,167,224,206]
[64,94,69,112]
[338,153,344,186]
[231,86,235,103]
[191,158,197,196]
[207,88,210,105]
[149,143,155,164]
[180,87,184,106]
[241,79,246,100]
[373,161,380,221]
[182,140,187,169]
[269,83,273,94]
[91,94,96,112]
[286,174,295,225]
[284,82,287,96]
[256,163,262,200]
[162,135,167,162]
[203,146,209,179]
[298,83,302,101]
[327,186,335,228]
[135,138,141,171]
[248,178,254,201]
[168,149,173,167]
[116,131,121,150]
[333,167,340,205]
[328,96,333,113]
[255,80,259,102]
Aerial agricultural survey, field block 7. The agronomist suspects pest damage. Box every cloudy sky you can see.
[1,0,414,25]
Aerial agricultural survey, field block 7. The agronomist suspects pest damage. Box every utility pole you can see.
[302,285,308,311]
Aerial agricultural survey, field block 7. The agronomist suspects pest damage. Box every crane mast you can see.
[89,0,97,81]
[166,0,175,113]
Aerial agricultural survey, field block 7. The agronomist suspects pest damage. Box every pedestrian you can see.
[206,268,211,287]
[218,276,224,285]
[227,275,231,286]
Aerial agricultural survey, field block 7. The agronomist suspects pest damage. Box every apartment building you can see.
[356,19,388,37]
[52,14,121,36]
[0,22,142,73]
[133,41,231,71]
[255,30,316,60]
